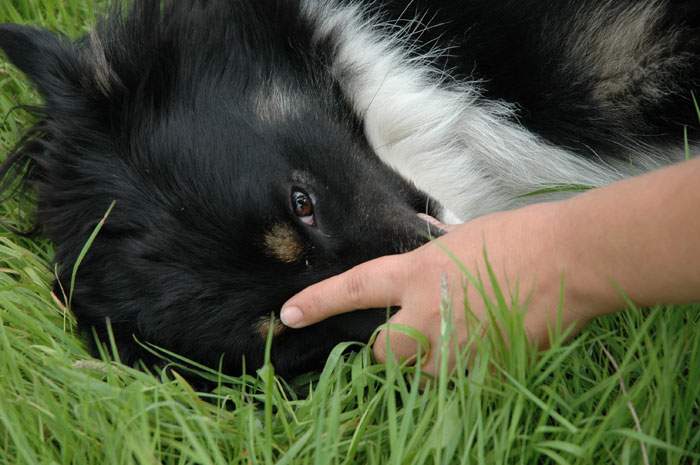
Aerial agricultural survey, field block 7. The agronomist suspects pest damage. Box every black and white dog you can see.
[0,0,698,378]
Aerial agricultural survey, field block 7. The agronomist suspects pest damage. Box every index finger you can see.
[280,254,408,328]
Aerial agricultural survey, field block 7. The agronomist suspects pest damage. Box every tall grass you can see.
[1,1,699,464]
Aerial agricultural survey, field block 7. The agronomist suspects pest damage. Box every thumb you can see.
[280,254,407,328]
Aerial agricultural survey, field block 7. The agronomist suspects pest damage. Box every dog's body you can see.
[0,0,698,378]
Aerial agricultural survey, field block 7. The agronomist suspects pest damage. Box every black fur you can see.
[380,0,700,155]
[0,1,446,378]
[0,0,698,378]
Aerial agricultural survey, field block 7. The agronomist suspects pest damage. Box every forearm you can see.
[556,157,700,316]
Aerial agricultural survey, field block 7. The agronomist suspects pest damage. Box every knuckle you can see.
[373,332,387,362]
[343,269,367,306]
[373,343,386,364]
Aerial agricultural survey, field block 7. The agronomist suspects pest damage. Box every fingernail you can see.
[280,306,304,328]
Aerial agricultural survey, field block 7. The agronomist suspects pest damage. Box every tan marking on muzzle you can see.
[256,316,287,339]
[263,224,304,263]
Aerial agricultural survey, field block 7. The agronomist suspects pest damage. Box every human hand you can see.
[280,202,611,376]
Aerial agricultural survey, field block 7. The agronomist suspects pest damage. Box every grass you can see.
[1,1,699,464]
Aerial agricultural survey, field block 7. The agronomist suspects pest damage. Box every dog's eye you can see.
[291,189,315,226]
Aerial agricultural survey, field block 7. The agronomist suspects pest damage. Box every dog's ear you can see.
[0,24,83,104]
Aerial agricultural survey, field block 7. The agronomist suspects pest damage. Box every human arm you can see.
[280,157,700,374]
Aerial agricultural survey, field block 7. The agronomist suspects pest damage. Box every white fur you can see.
[301,0,683,221]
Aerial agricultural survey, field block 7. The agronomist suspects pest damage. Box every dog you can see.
[0,0,698,378]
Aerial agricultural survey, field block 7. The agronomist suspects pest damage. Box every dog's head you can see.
[0,2,445,377]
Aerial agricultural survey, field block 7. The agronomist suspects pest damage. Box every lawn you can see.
[1,1,699,464]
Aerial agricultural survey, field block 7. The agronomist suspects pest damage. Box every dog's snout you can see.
[389,213,448,254]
